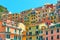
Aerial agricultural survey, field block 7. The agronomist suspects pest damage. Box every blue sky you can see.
[0,0,57,13]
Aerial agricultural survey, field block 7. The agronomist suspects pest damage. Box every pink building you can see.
[44,23,60,40]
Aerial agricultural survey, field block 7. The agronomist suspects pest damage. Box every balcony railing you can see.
[2,23,22,30]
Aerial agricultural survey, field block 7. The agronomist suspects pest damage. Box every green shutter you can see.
[6,34,10,38]
[7,27,9,32]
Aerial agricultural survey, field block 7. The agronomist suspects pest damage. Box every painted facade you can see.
[0,20,22,40]
[0,0,60,40]
[20,0,60,40]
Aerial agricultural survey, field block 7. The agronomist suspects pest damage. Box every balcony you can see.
[5,24,22,30]
[50,26,55,29]
[49,23,60,28]
[0,32,11,34]
[56,23,60,28]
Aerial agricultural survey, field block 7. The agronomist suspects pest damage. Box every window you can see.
[16,14,17,15]
[54,20,56,23]
[18,36,21,40]
[26,32,28,35]
[46,14,47,16]
[48,17,50,20]
[57,35,59,39]
[15,29,16,33]
[36,36,38,39]
[39,30,43,34]
[7,27,9,32]
[32,18,33,20]
[28,14,30,16]
[51,30,53,34]
[39,19,41,22]
[50,26,55,28]
[51,16,53,20]
[34,15,35,16]
[29,37,32,40]
[36,25,38,29]
[16,17,17,18]
[34,17,35,19]
[56,24,60,27]
[14,36,17,40]
[39,36,43,40]
[36,31,39,34]
[51,36,53,40]
[54,16,56,19]
[46,31,48,35]
[57,29,59,33]
[29,32,32,35]
[19,30,20,34]
[29,27,31,30]
[46,37,48,40]
[6,34,10,38]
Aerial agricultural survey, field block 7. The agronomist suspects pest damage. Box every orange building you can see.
[22,31,26,40]
[0,20,22,40]
[0,20,6,40]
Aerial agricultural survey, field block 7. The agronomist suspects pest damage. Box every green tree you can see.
[0,5,8,20]
[0,5,8,12]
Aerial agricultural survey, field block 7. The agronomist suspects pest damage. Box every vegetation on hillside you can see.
[0,5,8,12]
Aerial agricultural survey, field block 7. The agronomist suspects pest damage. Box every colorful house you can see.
[38,23,60,40]
[0,20,22,40]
